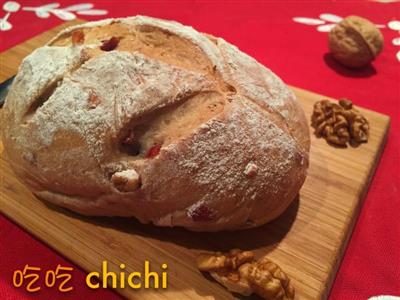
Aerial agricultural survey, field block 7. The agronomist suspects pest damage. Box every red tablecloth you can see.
[1,1,399,299]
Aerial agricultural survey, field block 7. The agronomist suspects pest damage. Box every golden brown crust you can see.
[1,16,310,231]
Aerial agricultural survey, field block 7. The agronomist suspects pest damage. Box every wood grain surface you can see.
[0,21,390,300]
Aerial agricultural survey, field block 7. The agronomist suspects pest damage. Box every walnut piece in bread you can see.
[1,16,310,231]
[111,169,141,192]
[197,250,295,299]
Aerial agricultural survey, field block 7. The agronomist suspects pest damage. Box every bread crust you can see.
[1,16,310,231]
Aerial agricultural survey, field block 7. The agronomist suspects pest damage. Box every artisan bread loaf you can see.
[1,16,310,231]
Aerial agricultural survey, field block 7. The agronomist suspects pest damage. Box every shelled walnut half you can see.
[311,98,369,147]
[196,249,295,300]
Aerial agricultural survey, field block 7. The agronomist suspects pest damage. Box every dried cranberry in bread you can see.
[1,16,310,231]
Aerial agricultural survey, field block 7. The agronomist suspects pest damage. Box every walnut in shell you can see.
[329,15,384,68]
[196,249,294,300]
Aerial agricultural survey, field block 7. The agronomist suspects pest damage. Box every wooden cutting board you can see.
[0,21,390,300]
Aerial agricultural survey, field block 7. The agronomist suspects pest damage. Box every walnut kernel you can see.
[311,99,369,147]
[71,30,85,45]
[197,250,294,300]
[244,162,258,177]
[111,169,140,192]
[247,258,295,300]
[196,249,254,271]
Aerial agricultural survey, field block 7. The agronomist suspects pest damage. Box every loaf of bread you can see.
[1,16,310,231]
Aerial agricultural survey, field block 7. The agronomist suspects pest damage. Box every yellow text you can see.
[86,261,168,290]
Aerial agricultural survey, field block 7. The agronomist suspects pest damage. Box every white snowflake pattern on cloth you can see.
[0,1,108,31]
[369,0,400,2]
[368,296,400,300]
[388,20,400,61]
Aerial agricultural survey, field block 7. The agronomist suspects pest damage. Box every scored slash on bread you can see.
[1,16,310,231]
